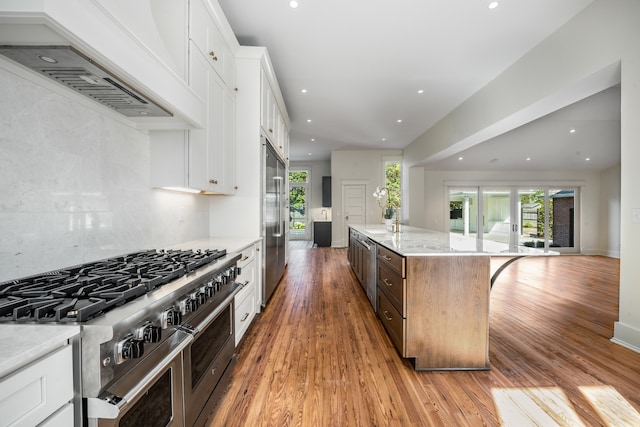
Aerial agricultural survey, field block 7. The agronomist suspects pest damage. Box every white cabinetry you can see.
[260,69,289,162]
[0,345,74,427]
[234,241,262,345]
[209,46,291,239]
[150,0,237,195]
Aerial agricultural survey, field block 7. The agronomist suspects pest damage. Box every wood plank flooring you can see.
[207,248,640,426]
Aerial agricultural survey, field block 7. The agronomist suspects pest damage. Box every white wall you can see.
[0,62,210,282]
[404,0,640,350]
[331,149,402,247]
[599,164,621,258]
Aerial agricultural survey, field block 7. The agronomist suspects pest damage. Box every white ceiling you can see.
[218,0,619,171]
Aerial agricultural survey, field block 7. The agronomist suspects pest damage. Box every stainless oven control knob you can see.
[180,296,198,314]
[160,308,182,329]
[202,285,215,298]
[136,323,162,343]
[192,291,206,305]
[116,334,144,363]
[214,275,223,290]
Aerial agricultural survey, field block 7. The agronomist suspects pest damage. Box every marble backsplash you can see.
[0,65,210,282]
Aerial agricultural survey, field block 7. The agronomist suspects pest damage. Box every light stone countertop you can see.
[0,324,80,379]
[350,224,558,257]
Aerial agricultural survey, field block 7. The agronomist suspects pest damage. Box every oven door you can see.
[86,331,192,427]
[183,293,237,427]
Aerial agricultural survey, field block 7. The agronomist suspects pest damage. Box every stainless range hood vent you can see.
[0,45,172,118]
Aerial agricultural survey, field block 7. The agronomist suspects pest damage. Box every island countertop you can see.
[349,224,558,257]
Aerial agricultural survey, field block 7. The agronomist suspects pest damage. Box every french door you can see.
[449,186,578,253]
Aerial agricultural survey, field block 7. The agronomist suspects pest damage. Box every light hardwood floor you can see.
[207,248,640,426]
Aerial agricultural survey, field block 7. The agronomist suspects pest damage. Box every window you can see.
[384,159,401,218]
[289,170,310,240]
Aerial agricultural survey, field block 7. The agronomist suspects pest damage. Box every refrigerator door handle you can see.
[273,176,283,237]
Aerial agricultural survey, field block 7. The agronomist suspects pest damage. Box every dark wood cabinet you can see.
[313,221,331,247]
[322,176,331,207]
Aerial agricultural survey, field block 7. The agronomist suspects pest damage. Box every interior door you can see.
[343,184,366,245]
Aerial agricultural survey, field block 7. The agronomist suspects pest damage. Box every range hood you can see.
[0,45,172,118]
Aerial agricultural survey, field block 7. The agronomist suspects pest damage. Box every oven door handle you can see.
[189,286,241,338]
[86,332,193,419]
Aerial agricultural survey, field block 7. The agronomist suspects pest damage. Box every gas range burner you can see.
[0,248,227,323]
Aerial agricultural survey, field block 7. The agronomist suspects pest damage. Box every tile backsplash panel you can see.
[0,66,210,282]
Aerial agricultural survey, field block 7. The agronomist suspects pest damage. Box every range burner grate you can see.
[0,248,227,323]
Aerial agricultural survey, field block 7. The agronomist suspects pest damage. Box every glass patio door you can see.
[478,187,578,252]
[481,188,516,248]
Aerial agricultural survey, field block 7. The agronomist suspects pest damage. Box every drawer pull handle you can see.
[241,313,249,322]
[382,255,392,261]
[242,280,250,287]
[383,311,393,321]
[383,278,393,287]
[209,51,218,61]
[240,256,249,262]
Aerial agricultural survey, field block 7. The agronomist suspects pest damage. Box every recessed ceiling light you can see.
[301,89,307,93]
[570,129,576,133]
[290,1,298,8]
[307,119,312,123]
[381,138,387,141]
[396,119,402,123]
[458,157,464,161]
[417,89,424,94]
[311,138,315,142]
[308,152,312,156]
[585,157,591,161]
[488,1,500,9]
[526,157,531,161]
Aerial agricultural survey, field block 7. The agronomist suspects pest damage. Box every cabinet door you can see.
[189,0,231,84]
[208,72,236,194]
[187,44,211,190]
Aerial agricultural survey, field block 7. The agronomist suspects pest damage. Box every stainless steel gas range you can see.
[0,248,242,427]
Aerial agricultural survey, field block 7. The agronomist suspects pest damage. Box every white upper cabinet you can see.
[149,0,238,194]
[189,0,235,89]
[260,67,290,164]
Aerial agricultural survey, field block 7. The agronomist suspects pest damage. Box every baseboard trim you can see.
[612,322,640,354]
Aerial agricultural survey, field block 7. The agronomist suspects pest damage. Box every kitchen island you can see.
[348,224,555,371]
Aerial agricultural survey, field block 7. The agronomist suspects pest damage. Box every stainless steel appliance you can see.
[0,45,172,118]
[352,231,377,310]
[262,138,286,305]
[0,249,241,426]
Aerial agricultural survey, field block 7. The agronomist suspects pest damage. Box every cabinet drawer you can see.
[377,290,405,355]
[377,261,405,315]
[236,260,256,303]
[0,345,73,427]
[237,245,256,268]
[235,285,257,345]
[377,245,404,276]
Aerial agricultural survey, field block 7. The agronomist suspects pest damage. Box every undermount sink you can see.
[365,229,390,234]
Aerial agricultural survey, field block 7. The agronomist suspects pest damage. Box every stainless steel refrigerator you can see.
[262,139,286,305]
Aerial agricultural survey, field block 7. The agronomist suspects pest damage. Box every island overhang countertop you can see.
[349,224,558,257]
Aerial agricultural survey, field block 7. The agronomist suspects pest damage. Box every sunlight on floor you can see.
[492,387,585,426]
[579,386,640,426]
[493,386,640,426]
